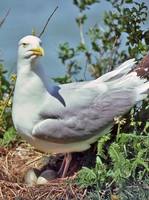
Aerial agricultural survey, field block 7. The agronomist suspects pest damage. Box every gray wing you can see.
[32,88,134,144]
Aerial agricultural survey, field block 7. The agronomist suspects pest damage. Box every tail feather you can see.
[116,58,136,70]
[111,72,146,88]
[104,70,149,102]
[136,81,149,101]
[99,58,136,82]
[93,58,149,103]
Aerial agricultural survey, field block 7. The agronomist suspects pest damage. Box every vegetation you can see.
[57,0,149,81]
[0,0,149,199]
[57,0,149,199]
[0,11,16,146]
[0,63,17,146]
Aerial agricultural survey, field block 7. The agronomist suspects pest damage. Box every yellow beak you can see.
[31,47,44,56]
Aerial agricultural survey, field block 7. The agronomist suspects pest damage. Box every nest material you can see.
[0,180,87,200]
[0,142,43,183]
[0,142,87,200]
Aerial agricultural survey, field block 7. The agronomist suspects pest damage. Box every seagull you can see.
[12,35,149,178]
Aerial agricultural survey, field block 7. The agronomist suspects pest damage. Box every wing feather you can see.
[32,88,135,144]
[32,60,148,144]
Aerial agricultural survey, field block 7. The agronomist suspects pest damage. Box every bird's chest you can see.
[12,78,45,135]
[12,101,40,136]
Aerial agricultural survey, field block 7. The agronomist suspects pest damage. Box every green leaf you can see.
[0,127,17,146]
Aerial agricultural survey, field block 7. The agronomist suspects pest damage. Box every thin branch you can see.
[83,60,87,80]
[0,9,11,28]
[79,23,85,45]
[39,6,58,38]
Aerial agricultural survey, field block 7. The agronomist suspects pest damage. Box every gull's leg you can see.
[58,155,66,176]
[58,153,72,178]
[61,153,72,178]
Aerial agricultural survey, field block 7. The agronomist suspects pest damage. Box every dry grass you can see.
[0,179,87,200]
[0,142,87,200]
[0,142,43,183]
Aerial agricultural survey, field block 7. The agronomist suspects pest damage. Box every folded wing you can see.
[32,59,148,144]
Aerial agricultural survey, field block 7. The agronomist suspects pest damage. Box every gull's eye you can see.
[22,43,28,48]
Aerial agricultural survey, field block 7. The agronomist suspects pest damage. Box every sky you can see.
[0,0,149,79]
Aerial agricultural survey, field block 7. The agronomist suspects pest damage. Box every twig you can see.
[69,184,78,200]
[0,9,10,28]
[79,22,85,45]
[39,6,58,38]
[81,188,87,200]
[0,186,4,200]
[83,59,88,81]
[108,36,119,71]
[24,155,43,167]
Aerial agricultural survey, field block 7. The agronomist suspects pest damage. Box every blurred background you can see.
[1,0,149,78]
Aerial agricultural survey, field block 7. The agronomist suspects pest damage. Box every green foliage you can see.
[0,127,17,147]
[53,75,72,84]
[77,130,149,199]
[57,0,149,83]
[0,61,16,146]
[77,109,149,198]
[77,166,98,187]
[0,63,10,95]
[57,0,149,199]
[73,0,99,11]
[0,12,15,143]
[59,42,76,64]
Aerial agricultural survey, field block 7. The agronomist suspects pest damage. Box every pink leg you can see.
[58,156,66,176]
[58,153,72,178]
[61,153,72,178]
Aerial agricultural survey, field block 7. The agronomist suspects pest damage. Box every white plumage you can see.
[12,35,149,177]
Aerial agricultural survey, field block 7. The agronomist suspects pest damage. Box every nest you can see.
[0,180,87,200]
[0,142,87,200]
